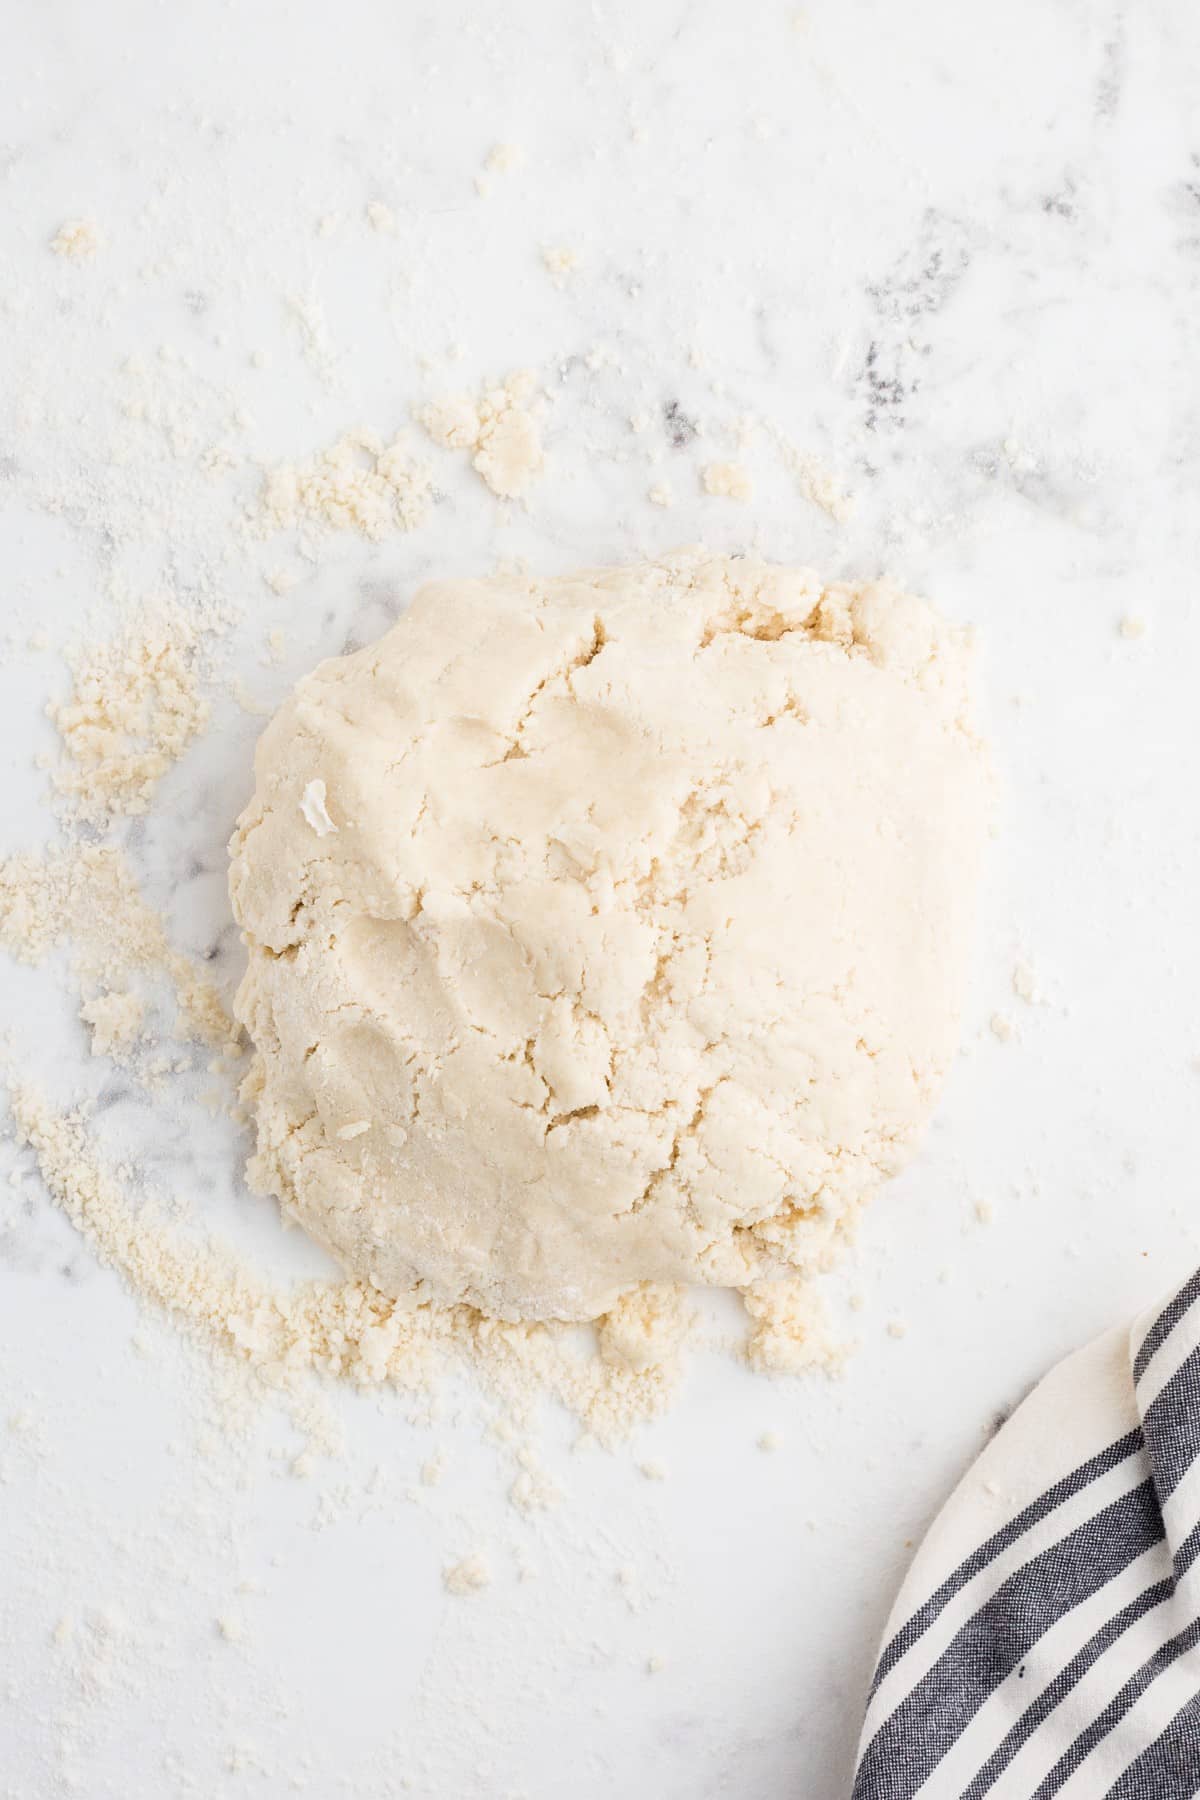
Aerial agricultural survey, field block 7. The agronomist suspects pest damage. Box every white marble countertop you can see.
[5,2,1200,1796]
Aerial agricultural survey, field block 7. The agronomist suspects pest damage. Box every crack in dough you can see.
[229,550,989,1322]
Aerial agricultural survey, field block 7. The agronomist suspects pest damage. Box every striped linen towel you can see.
[852,1269,1200,1798]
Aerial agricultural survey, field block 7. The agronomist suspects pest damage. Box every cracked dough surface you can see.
[229,550,988,1322]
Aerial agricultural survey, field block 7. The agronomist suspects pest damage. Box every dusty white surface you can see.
[4,2,1200,1796]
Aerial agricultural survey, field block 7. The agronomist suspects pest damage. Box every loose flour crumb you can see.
[486,143,524,175]
[365,201,397,235]
[508,1443,563,1514]
[443,1552,491,1596]
[420,1449,447,1487]
[475,143,525,196]
[768,431,855,522]
[702,461,753,502]
[1012,960,1042,1005]
[50,219,102,261]
[542,245,580,284]
[420,370,543,500]
[285,291,337,385]
[647,482,674,508]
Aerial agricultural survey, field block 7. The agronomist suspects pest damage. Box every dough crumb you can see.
[742,1279,844,1376]
[47,606,213,825]
[886,1316,909,1340]
[475,143,525,196]
[420,369,543,499]
[80,990,144,1060]
[420,1450,447,1487]
[638,1458,668,1482]
[257,427,431,542]
[50,218,101,260]
[702,460,753,501]
[365,200,397,234]
[1012,960,1041,1005]
[757,1429,782,1452]
[1118,615,1147,640]
[990,1011,1016,1043]
[597,1285,691,1373]
[508,1444,563,1514]
[443,1552,491,1596]
[542,244,581,284]
[647,481,674,508]
[770,434,855,522]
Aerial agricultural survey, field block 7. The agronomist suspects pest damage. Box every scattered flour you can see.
[4,1081,695,1444]
[0,846,237,1053]
[420,369,544,499]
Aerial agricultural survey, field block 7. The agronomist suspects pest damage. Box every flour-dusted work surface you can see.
[4,3,1200,1797]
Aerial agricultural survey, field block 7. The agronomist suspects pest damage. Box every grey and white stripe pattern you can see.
[852,1269,1200,1798]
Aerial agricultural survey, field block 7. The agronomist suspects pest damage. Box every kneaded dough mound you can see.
[230,551,988,1322]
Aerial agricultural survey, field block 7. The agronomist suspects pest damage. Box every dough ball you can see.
[229,551,988,1322]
